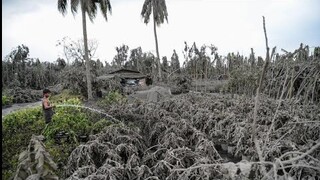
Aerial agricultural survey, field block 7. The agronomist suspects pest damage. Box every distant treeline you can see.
[2,43,319,102]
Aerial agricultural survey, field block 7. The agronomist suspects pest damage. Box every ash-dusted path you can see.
[2,101,42,117]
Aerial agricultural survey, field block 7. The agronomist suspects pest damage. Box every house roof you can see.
[108,68,146,79]
[109,68,141,74]
[96,75,115,80]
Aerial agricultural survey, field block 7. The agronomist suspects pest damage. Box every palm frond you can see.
[58,0,68,15]
[58,0,111,22]
[98,0,112,21]
[70,0,80,15]
[153,0,168,26]
[85,0,97,22]
[141,0,152,24]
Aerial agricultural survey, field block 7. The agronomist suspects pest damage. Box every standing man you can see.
[42,89,55,124]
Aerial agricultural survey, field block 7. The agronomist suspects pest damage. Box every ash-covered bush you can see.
[170,75,192,95]
[61,67,88,97]
[5,87,42,103]
[223,67,259,96]
[103,93,320,179]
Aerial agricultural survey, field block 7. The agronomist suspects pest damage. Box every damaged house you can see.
[96,69,152,96]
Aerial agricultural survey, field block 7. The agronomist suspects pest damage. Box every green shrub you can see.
[91,118,112,134]
[2,107,45,180]
[50,89,85,103]
[2,95,13,106]
[98,90,126,107]
[43,98,91,142]
[43,98,113,177]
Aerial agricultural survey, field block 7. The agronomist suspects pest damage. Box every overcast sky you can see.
[2,0,320,64]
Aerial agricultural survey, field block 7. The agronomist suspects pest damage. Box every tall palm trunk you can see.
[153,10,161,81]
[81,0,93,100]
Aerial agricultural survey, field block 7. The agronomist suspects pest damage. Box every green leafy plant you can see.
[2,95,13,106]
[43,98,91,143]
[91,118,112,134]
[98,90,126,107]
[50,89,85,104]
[2,107,45,180]
[2,97,114,179]
[42,98,113,178]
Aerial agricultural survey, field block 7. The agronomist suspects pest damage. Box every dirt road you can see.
[2,101,42,117]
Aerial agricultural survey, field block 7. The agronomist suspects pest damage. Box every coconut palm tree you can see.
[58,0,111,100]
[141,0,168,81]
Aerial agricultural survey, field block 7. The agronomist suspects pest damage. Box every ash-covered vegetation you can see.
[2,33,320,180]
[87,93,318,180]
